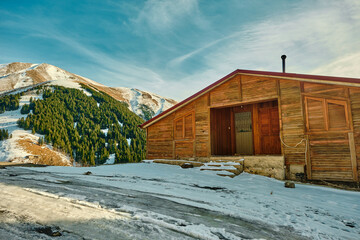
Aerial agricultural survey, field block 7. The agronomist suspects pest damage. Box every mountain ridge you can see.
[0,62,177,120]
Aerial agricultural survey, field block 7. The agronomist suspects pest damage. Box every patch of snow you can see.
[82,89,92,97]
[127,138,131,146]
[142,160,154,163]
[200,161,240,170]
[104,154,115,165]
[97,102,100,107]
[113,87,176,118]
[73,74,105,87]
[0,130,32,161]
[0,63,9,69]
[101,128,109,137]
[49,79,82,90]
[129,89,141,114]
[118,121,123,127]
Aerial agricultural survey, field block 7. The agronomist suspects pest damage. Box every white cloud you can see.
[204,0,360,74]
[132,0,206,33]
[164,0,360,100]
[311,52,360,78]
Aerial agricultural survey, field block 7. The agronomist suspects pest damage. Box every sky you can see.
[1,0,360,101]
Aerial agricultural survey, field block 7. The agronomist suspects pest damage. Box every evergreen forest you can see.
[0,93,21,113]
[16,85,146,165]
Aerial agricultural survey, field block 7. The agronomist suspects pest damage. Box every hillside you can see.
[0,84,146,166]
[0,62,176,166]
[0,62,177,120]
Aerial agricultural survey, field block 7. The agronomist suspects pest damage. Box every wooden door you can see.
[210,108,232,155]
[234,112,253,155]
[257,102,281,154]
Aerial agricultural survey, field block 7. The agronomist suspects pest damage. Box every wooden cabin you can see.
[140,69,360,182]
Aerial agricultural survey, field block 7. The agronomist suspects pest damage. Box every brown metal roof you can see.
[140,69,360,128]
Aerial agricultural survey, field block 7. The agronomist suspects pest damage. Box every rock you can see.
[284,181,295,188]
[180,163,193,169]
[35,226,62,237]
[83,171,92,175]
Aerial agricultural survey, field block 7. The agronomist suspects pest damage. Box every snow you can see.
[19,162,360,240]
[127,138,131,146]
[104,154,115,165]
[0,63,9,69]
[101,128,109,137]
[118,121,123,127]
[200,161,240,170]
[82,89,92,97]
[114,87,175,118]
[0,64,39,91]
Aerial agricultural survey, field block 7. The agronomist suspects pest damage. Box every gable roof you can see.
[140,69,360,128]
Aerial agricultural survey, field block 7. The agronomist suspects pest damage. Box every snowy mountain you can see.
[0,62,177,119]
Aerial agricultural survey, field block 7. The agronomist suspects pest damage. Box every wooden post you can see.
[238,75,242,102]
[146,128,149,159]
[348,132,359,182]
[207,101,212,157]
[305,135,312,180]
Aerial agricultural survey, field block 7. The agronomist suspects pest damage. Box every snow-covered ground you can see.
[0,163,359,239]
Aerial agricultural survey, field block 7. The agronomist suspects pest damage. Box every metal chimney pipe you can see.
[281,55,287,73]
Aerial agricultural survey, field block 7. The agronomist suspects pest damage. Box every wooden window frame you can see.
[173,111,195,140]
[304,96,350,132]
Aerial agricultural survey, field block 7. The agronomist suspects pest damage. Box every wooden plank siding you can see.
[242,75,278,101]
[278,80,306,167]
[147,115,174,159]
[195,95,209,157]
[308,132,353,181]
[210,75,241,107]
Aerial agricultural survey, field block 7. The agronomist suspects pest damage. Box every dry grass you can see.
[5,62,33,74]
[16,138,71,166]
[26,69,47,84]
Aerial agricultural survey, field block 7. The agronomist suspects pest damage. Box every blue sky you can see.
[1,0,360,100]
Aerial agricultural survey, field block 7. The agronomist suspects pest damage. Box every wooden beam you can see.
[230,108,235,155]
[277,80,284,156]
[252,103,260,155]
[239,75,242,102]
[209,97,278,109]
[348,132,359,182]
[207,105,212,157]
[146,128,149,159]
[305,135,312,180]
